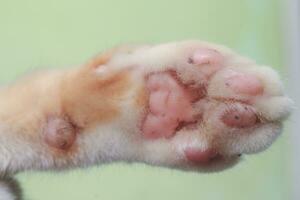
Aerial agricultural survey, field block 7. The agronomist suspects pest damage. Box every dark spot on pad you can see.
[188,57,194,64]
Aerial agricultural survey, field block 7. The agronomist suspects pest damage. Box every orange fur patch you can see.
[61,65,130,131]
[135,84,148,108]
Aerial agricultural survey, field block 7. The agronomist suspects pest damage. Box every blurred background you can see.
[0,0,299,200]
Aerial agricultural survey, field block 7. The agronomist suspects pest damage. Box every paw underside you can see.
[43,41,292,170]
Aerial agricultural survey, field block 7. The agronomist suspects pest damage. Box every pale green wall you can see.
[0,0,290,200]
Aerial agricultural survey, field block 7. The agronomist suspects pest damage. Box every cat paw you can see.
[61,41,293,171]
[124,41,294,171]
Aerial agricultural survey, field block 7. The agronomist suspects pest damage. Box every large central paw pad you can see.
[143,73,195,139]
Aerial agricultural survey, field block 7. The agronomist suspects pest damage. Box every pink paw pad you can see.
[189,48,224,77]
[221,105,258,128]
[225,71,264,95]
[142,73,195,139]
[184,148,219,164]
[43,117,76,150]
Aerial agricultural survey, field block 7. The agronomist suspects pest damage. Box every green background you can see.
[0,0,291,200]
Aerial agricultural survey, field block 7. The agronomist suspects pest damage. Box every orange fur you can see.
[0,71,64,137]
[135,84,148,108]
[60,65,130,131]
